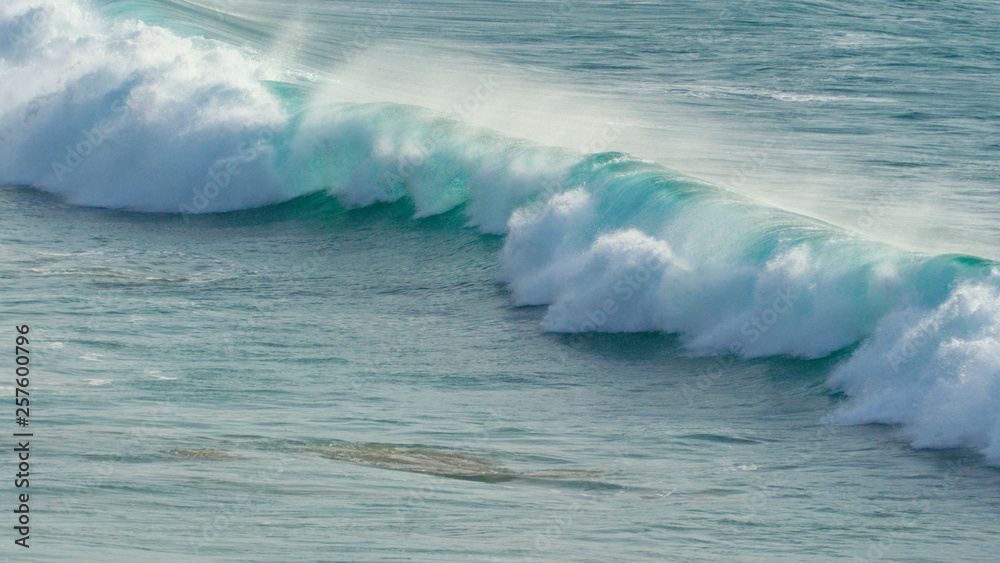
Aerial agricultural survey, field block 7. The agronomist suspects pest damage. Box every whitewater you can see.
[2,0,999,560]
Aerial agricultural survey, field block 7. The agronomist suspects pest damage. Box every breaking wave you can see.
[3,0,999,464]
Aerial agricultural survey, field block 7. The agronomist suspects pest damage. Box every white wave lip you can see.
[0,0,289,212]
[827,272,1000,464]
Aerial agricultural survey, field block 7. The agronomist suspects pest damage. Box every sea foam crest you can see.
[0,0,289,212]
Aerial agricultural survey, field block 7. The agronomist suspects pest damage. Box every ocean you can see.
[2,0,999,560]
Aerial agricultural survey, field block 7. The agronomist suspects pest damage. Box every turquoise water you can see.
[2,0,1000,560]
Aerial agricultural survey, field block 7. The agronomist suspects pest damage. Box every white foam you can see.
[827,271,1000,464]
[0,0,292,212]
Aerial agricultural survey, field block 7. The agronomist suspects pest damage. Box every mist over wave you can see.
[3,0,1000,465]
